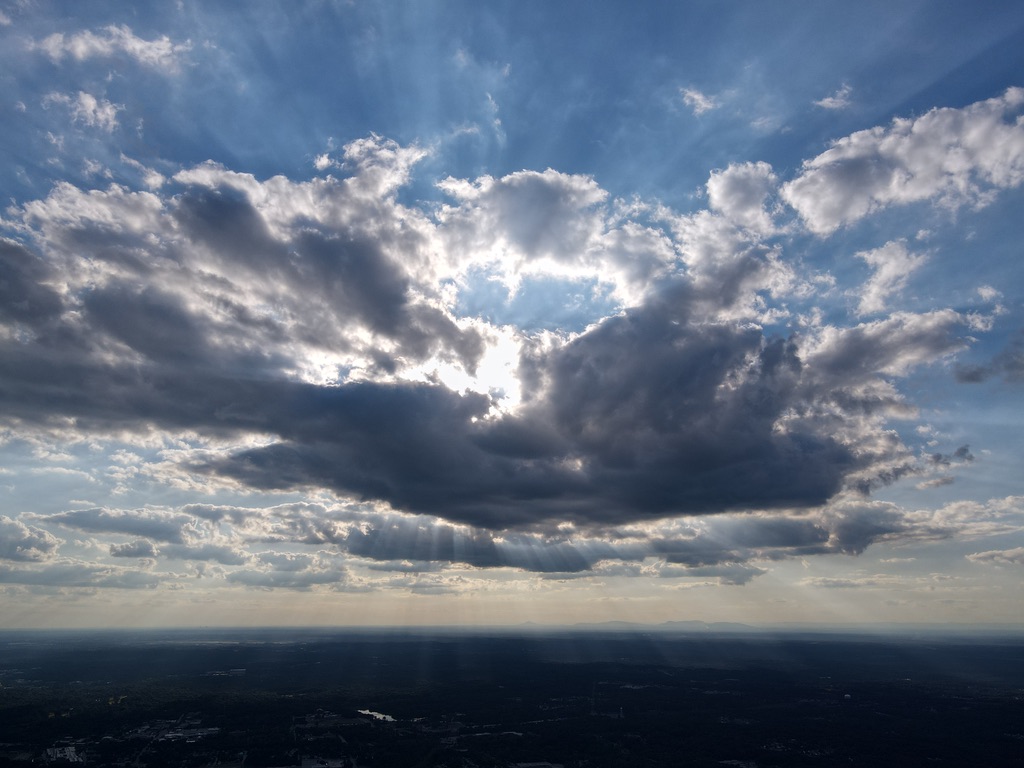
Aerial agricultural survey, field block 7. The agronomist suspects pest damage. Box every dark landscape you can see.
[1,627,1022,768]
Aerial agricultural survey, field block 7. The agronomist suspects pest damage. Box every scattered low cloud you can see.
[0,516,62,562]
[110,539,159,558]
[783,87,1024,234]
[967,547,1024,565]
[43,91,123,132]
[681,87,718,115]
[35,24,191,71]
[814,84,852,110]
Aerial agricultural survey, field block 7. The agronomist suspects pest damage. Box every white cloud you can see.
[36,24,191,71]
[783,87,1024,234]
[705,161,779,235]
[967,547,1024,565]
[44,91,123,132]
[977,285,1002,302]
[681,87,717,115]
[855,240,928,315]
[119,154,166,189]
[436,169,626,294]
[814,83,852,110]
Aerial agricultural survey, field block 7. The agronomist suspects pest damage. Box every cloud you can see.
[814,84,852,110]
[967,547,1024,565]
[437,169,676,310]
[110,539,158,558]
[226,553,349,591]
[35,24,191,70]
[0,129,986,537]
[800,574,897,589]
[669,563,767,586]
[160,543,250,565]
[0,560,162,589]
[705,162,779,235]
[0,239,64,326]
[36,508,195,544]
[437,169,607,271]
[926,495,1024,540]
[0,516,62,562]
[47,493,938,588]
[203,305,884,528]
[956,333,1024,383]
[854,240,927,315]
[783,88,1024,234]
[928,444,974,466]
[804,310,965,379]
[44,91,122,132]
[236,498,929,581]
[681,87,717,115]
[119,154,166,189]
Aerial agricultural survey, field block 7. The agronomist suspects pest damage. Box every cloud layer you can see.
[1,82,1022,598]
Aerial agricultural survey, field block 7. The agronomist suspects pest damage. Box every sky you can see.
[1,0,1023,630]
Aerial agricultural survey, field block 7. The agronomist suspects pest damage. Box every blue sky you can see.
[0,0,1023,629]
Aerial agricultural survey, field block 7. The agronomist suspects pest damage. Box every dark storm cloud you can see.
[3,283,928,532]
[206,284,916,528]
[517,291,855,517]
[0,240,64,326]
[83,282,224,367]
[0,139,977,536]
